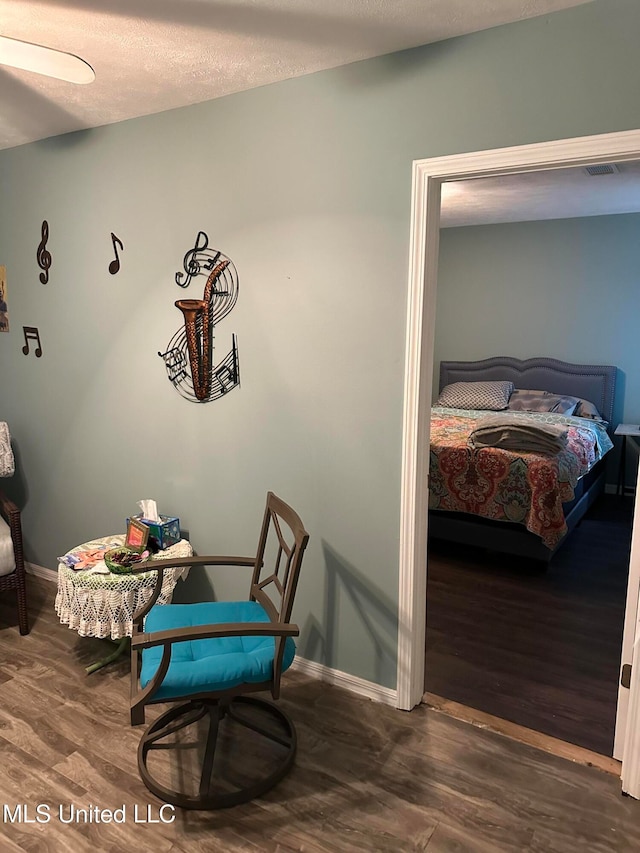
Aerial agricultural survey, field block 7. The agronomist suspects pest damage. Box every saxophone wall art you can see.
[159,231,240,403]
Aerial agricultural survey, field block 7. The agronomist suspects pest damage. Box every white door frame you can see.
[621,461,640,793]
[397,128,640,793]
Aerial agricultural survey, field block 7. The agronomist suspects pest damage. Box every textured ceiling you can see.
[441,162,640,227]
[0,0,592,151]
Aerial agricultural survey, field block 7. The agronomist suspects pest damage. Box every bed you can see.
[427,357,617,563]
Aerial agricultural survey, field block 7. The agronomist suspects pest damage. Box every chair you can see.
[129,491,309,810]
[0,487,29,635]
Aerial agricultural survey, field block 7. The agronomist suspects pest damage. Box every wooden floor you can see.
[425,494,633,756]
[1,575,639,852]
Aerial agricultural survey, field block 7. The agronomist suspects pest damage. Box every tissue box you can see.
[128,514,181,550]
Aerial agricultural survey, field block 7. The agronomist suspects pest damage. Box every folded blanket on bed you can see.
[468,415,569,455]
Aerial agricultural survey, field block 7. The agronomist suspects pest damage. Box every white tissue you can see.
[138,499,160,523]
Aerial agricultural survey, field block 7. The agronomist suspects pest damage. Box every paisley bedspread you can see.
[429,407,613,549]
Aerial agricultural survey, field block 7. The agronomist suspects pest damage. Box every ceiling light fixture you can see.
[0,35,95,84]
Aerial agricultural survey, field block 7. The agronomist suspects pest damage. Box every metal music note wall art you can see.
[22,326,43,357]
[159,232,240,403]
[37,220,52,284]
[108,232,124,275]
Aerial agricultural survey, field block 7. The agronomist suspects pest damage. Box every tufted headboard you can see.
[438,356,617,427]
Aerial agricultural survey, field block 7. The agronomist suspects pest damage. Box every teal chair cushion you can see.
[140,600,296,701]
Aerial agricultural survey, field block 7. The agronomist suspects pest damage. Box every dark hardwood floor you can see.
[1,572,639,851]
[425,494,633,756]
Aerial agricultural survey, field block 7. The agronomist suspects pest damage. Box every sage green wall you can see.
[2,0,640,687]
[435,213,640,427]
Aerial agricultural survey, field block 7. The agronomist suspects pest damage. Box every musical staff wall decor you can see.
[159,232,240,403]
[37,220,52,284]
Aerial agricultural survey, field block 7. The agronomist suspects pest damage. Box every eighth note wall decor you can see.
[22,326,42,357]
[109,232,124,274]
[159,231,240,403]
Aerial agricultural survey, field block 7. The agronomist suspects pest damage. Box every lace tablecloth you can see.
[55,534,193,639]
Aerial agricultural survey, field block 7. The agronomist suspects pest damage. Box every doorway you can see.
[423,167,637,755]
[396,128,640,796]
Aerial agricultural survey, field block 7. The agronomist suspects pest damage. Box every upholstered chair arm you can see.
[132,620,299,650]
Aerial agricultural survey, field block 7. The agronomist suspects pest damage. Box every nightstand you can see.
[614,423,640,496]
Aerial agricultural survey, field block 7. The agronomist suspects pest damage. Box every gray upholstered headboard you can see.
[439,356,616,426]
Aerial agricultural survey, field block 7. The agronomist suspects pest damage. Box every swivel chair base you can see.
[138,695,297,810]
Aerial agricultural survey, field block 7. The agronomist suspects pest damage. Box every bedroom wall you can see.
[2,0,640,688]
[435,213,640,423]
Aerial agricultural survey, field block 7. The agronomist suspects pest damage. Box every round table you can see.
[55,534,193,672]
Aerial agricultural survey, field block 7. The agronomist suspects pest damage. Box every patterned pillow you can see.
[507,389,578,416]
[436,381,514,411]
[573,398,605,421]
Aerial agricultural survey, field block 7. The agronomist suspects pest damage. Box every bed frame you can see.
[428,356,617,563]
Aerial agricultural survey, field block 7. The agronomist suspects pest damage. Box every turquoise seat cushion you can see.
[140,600,296,701]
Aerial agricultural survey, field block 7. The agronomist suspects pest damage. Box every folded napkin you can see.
[469,415,568,455]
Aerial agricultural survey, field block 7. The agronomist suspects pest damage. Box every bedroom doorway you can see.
[396,129,640,798]
[425,188,633,756]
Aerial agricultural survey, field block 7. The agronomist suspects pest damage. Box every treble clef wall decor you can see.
[175,231,218,288]
[159,232,240,403]
[37,220,52,284]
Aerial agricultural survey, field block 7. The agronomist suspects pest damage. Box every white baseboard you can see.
[25,561,397,709]
[291,656,397,707]
[26,562,57,583]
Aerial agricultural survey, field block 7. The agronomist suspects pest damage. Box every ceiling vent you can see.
[584,163,619,176]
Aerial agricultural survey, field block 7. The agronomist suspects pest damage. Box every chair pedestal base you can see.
[138,696,297,810]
